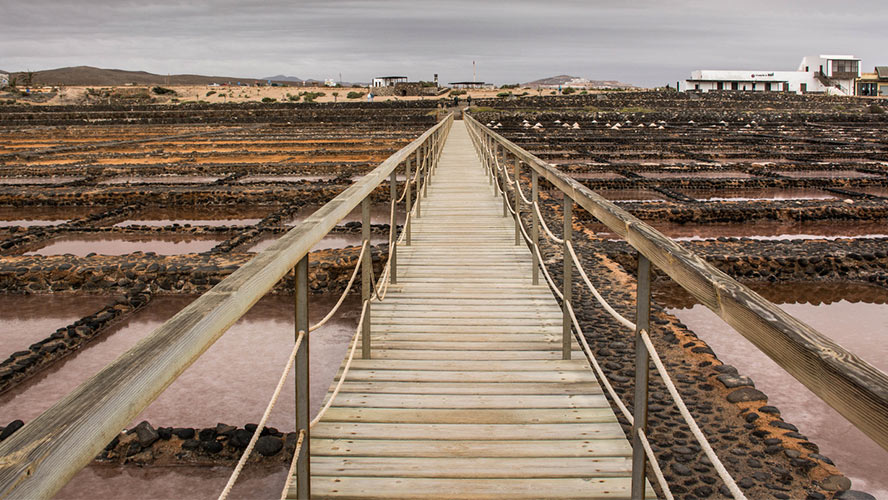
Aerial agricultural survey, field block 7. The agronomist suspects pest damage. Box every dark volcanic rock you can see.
[726,387,767,403]
[132,421,159,447]
[0,420,24,440]
[255,435,283,456]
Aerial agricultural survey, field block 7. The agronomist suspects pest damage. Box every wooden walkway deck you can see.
[288,121,650,499]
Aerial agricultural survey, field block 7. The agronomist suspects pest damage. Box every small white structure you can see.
[324,78,337,87]
[372,76,407,88]
[684,55,861,96]
[0,73,8,87]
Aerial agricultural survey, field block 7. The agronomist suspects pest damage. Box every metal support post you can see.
[631,255,652,500]
[514,159,521,245]
[389,170,397,284]
[294,256,310,498]
[531,170,539,285]
[562,196,573,360]
[361,197,372,359]
[405,158,412,246]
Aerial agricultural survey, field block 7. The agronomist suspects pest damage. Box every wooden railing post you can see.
[294,255,310,499]
[514,158,521,245]
[631,255,651,500]
[531,170,539,285]
[361,197,372,359]
[562,196,573,360]
[405,157,412,246]
[501,148,508,218]
[389,170,397,284]
[415,148,422,219]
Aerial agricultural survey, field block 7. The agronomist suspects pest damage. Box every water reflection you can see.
[587,220,888,241]
[56,464,287,500]
[0,294,112,359]
[0,294,359,429]
[26,234,224,256]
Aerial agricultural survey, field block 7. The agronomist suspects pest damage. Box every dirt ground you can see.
[4,84,613,106]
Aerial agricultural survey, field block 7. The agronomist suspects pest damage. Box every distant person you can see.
[367,93,373,102]
[466,95,472,107]
[453,95,459,107]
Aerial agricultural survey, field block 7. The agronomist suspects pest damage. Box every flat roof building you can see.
[372,76,408,88]
[857,67,888,97]
[684,55,861,96]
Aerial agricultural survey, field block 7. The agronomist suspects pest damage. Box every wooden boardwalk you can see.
[289,121,650,499]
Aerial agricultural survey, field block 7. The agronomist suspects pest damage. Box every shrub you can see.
[449,89,466,96]
[205,90,216,97]
[496,92,513,98]
[152,86,176,95]
[302,92,324,103]
[500,84,519,89]
[286,93,299,102]
[346,91,365,99]
[261,97,277,103]
[562,87,576,95]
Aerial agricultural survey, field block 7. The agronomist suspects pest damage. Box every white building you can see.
[372,76,407,88]
[684,55,861,96]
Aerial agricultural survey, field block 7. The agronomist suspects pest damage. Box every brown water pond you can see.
[850,187,888,198]
[0,294,112,359]
[56,464,287,500]
[568,172,626,180]
[26,233,225,256]
[0,293,359,429]
[99,176,220,185]
[236,175,335,183]
[588,189,665,202]
[0,176,84,185]
[115,206,272,227]
[677,188,836,201]
[662,282,888,498]
[588,220,888,241]
[776,170,880,179]
[640,171,754,179]
[0,206,96,227]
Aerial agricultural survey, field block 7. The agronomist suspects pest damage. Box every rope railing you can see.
[467,116,749,500]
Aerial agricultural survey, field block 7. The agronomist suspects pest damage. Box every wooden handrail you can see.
[0,114,454,500]
[464,113,888,453]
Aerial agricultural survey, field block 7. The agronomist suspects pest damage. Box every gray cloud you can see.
[2,0,886,86]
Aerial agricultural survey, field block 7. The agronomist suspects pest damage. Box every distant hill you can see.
[263,75,303,82]
[523,74,637,89]
[7,66,266,86]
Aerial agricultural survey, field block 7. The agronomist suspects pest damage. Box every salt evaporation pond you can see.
[0,294,112,359]
[115,205,271,227]
[0,206,96,228]
[664,283,888,498]
[0,293,359,429]
[588,220,888,241]
[26,233,225,256]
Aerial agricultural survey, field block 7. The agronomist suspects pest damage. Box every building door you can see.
[765,82,772,92]
[717,82,723,90]
[732,82,739,90]
[800,83,807,93]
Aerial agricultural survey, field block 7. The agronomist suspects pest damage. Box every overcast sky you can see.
[2,0,886,87]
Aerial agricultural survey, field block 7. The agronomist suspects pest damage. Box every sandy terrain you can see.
[4,84,604,106]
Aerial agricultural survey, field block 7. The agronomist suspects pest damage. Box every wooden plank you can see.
[310,456,633,478]
[328,393,609,409]
[311,422,624,441]
[335,381,601,395]
[303,477,643,499]
[319,407,618,424]
[312,439,632,458]
[340,369,598,383]
[344,359,591,371]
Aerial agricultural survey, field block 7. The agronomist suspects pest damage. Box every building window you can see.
[765,82,772,92]
[717,82,724,90]
[831,60,859,75]
[859,83,878,96]
[732,82,739,90]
